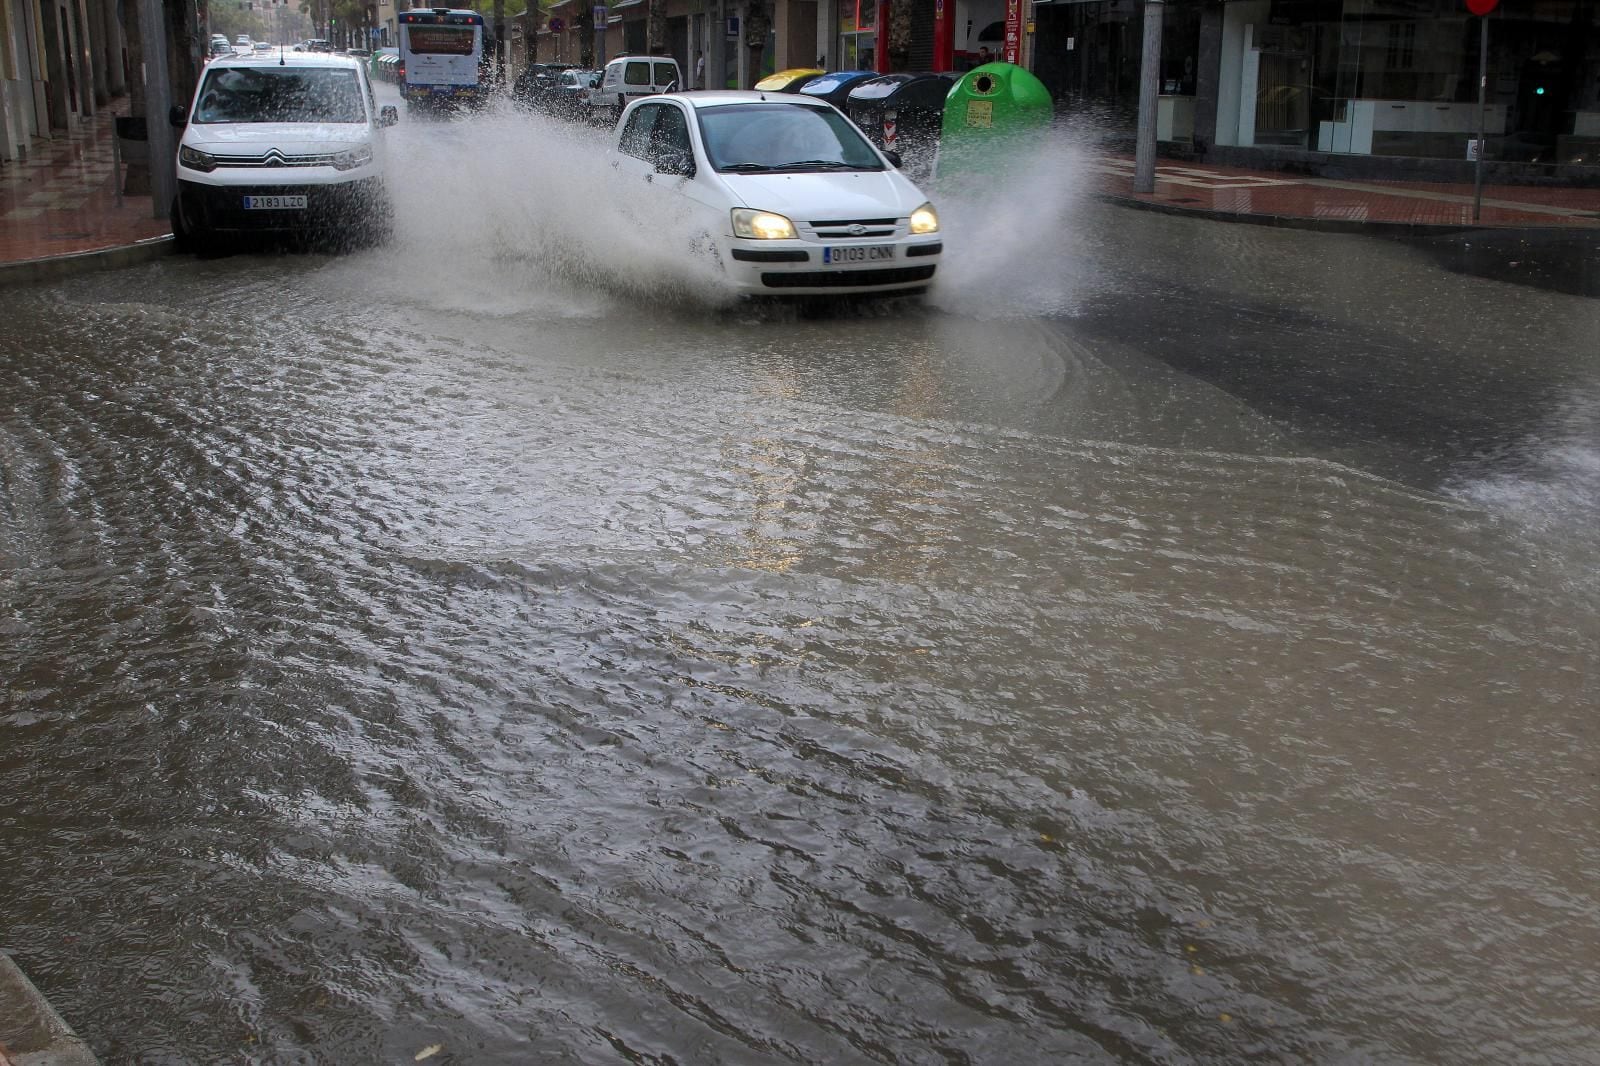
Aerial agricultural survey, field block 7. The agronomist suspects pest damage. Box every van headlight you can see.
[731,208,797,240]
[178,144,217,172]
[331,144,373,171]
[909,202,940,235]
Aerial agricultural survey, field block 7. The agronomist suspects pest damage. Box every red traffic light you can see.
[1466,0,1498,13]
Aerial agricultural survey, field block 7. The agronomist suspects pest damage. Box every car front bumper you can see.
[721,237,942,296]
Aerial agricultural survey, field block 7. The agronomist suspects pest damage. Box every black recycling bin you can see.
[797,69,878,110]
[844,72,956,177]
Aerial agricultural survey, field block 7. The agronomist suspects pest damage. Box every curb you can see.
[0,953,99,1065]
[0,234,174,289]
[1096,192,1486,237]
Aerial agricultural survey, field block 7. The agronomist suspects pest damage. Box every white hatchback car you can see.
[611,91,942,297]
[170,53,397,250]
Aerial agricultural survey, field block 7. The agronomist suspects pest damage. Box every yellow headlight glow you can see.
[909,202,940,235]
[731,208,798,240]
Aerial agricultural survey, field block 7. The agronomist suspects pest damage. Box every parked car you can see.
[549,68,600,122]
[512,62,578,111]
[252,42,274,55]
[169,52,398,252]
[587,54,681,125]
[609,91,941,298]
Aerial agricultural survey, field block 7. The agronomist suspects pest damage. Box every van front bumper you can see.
[177,177,388,237]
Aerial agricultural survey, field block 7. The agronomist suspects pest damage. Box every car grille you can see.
[806,217,899,239]
[213,150,340,168]
[760,264,935,289]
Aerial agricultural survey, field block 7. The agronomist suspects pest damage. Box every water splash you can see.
[925,121,1103,320]
[370,105,737,315]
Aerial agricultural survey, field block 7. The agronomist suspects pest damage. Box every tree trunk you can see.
[166,0,201,115]
[886,0,912,71]
[742,0,769,88]
[647,0,666,57]
[580,1,595,67]
[493,0,505,84]
[120,0,148,194]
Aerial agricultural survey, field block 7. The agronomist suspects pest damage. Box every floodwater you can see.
[2,110,1597,1064]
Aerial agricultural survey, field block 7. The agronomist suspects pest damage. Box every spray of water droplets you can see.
[355,100,1103,320]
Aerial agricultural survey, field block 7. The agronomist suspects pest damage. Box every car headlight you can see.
[731,208,797,240]
[909,202,939,235]
[178,144,216,173]
[331,144,374,171]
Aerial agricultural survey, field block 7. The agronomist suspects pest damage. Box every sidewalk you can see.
[1095,155,1600,234]
[5,106,1600,285]
[0,97,172,285]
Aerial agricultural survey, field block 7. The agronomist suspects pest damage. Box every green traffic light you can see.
[1535,86,1546,95]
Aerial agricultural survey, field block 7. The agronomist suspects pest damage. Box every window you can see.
[619,102,663,159]
[654,61,677,87]
[698,102,884,171]
[407,26,474,56]
[194,67,367,124]
[624,61,651,86]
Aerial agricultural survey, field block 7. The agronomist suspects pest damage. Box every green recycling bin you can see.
[938,63,1053,182]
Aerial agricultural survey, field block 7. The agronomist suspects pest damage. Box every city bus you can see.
[397,7,485,110]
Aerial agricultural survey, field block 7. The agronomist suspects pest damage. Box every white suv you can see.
[170,53,397,251]
[587,55,681,124]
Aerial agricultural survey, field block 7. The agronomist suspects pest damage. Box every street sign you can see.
[1465,0,1497,14]
[592,5,607,22]
[549,16,563,31]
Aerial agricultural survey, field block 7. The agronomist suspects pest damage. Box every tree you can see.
[886,0,911,71]
[646,0,665,58]
[493,0,505,82]
[742,0,769,88]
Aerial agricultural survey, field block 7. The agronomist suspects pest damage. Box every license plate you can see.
[242,195,307,210]
[824,245,894,265]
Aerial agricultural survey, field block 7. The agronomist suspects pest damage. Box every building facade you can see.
[535,0,1599,180]
[2,0,127,162]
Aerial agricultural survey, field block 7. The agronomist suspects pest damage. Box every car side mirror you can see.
[589,77,599,89]
[169,104,188,128]
[884,149,903,168]
[380,105,398,127]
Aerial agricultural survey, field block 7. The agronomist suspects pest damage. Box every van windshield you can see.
[194,67,366,124]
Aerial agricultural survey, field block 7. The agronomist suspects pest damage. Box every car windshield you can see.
[194,66,366,124]
[697,103,884,172]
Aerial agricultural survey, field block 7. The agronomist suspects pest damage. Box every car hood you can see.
[716,170,927,220]
[185,123,371,151]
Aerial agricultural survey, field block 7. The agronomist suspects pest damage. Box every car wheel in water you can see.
[170,196,213,256]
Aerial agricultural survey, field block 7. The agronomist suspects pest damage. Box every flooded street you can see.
[2,113,1598,1064]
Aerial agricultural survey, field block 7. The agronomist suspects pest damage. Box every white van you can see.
[587,55,681,124]
[170,53,398,251]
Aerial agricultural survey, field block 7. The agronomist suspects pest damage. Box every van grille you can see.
[214,150,340,168]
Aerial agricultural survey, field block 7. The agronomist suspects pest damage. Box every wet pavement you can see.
[1,115,1597,1064]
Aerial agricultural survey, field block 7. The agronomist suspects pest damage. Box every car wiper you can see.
[720,163,779,172]
[769,159,858,170]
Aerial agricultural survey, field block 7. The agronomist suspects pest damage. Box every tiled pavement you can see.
[1095,156,1600,231]
[3,100,1600,278]
[0,98,170,269]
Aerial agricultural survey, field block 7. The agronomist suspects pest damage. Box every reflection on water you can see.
[1,116,1596,1064]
